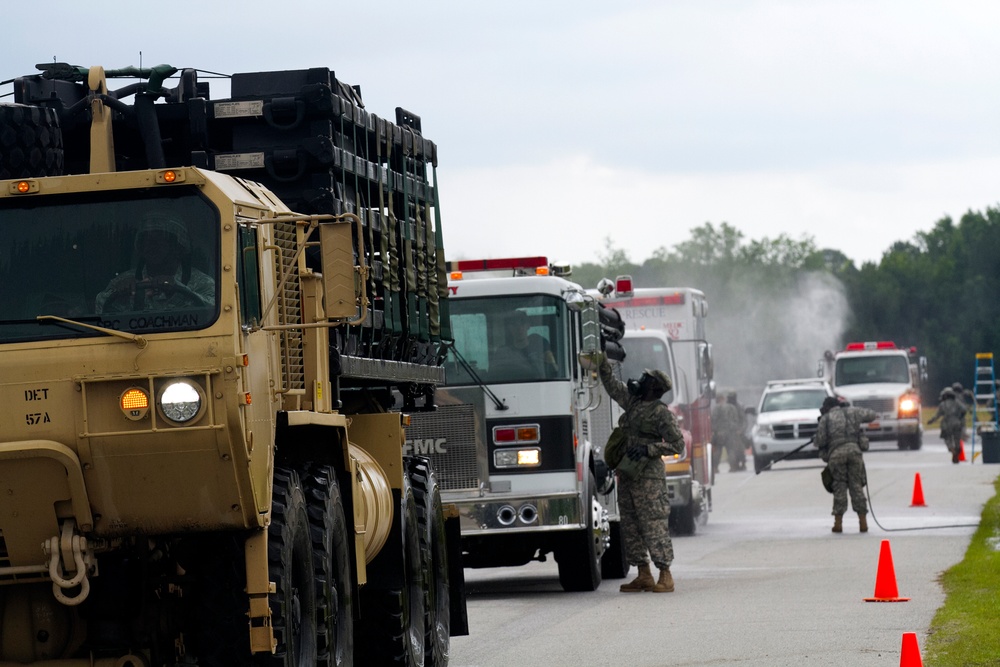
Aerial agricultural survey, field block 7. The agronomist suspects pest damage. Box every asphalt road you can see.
[449,430,999,667]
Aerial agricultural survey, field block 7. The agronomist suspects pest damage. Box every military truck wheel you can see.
[302,464,354,667]
[555,474,605,592]
[259,466,318,666]
[407,456,450,667]
[356,467,426,667]
[0,104,64,179]
[601,520,629,579]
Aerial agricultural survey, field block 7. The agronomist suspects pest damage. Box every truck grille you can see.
[406,404,479,492]
[851,398,895,414]
[773,422,818,440]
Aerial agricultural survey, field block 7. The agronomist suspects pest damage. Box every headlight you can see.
[494,448,541,468]
[157,379,204,424]
[753,424,774,439]
[899,395,919,415]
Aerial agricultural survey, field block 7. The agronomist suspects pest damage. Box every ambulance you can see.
[591,277,715,534]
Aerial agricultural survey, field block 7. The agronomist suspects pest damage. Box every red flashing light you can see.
[603,293,685,309]
[845,341,897,351]
[493,427,517,443]
[615,275,633,296]
[451,257,548,272]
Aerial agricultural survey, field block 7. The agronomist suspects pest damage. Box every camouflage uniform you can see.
[598,359,684,569]
[815,405,877,516]
[929,392,967,462]
[711,398,745,473]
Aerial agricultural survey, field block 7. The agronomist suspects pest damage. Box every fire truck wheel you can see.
[671,494,697,536]
[601,520,629,579]
[555,473,605,592]
[407,456,451,667]
[260,466,319,666]
[0,104,64,179]
[356,467,426,667]
[302,464,354,667]
[897,433,922,450]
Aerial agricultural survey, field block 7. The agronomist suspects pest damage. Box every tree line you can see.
[573,208,1000,406]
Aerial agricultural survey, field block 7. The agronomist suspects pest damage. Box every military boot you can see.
[620,563,655,592]
[653,568,675,593]
[858,512,868,533]
[832,514,843,533]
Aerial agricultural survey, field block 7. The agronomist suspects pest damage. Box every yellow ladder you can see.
[971,352,999,461]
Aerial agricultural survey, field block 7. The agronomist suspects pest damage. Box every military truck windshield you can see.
[0,188,220,343]
[834,355,910,386]
[445,295,569,385]
[621,335,676,404]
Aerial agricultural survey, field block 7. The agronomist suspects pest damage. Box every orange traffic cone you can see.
[899,632,924,666]
[910,473,926,507]
[864,539,910,602]
[959,440,967,462]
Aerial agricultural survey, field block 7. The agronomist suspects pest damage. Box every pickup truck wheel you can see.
[0,104,64,178]
[407,456,450,667]
[556,474,605,592]
[753,451,770,474]
[302,464,354,667]
[356,468,426,667]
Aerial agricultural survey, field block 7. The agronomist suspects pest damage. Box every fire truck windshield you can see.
[834,355,910,386]
[0,188,220,343]
[445,294,569,385]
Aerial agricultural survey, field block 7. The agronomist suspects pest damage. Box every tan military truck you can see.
[0,63,465,666]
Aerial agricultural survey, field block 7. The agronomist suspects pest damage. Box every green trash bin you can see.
[980,429,1000,464]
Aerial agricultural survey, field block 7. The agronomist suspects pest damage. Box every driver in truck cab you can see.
[96,212,215,313]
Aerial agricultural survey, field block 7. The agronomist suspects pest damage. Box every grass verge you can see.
[924,474,1000,666]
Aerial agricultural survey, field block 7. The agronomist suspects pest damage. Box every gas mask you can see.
[627,374,650,397]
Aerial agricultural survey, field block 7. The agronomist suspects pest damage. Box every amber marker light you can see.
[155,169,185,184]
[11,180,38,194]
[120,387,150,421]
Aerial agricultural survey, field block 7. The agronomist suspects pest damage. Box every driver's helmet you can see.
[135,212,190,253]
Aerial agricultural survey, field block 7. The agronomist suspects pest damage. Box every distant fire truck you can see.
[590,277,714,535]
[818,341,927,450]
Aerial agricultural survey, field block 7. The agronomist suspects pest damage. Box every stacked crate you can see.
[12,65,449,380]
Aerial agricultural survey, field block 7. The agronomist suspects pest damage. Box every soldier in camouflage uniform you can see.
[929,387,968,464]
[814,396,877,533]
[591,353,684,593]
[711,393,745,473]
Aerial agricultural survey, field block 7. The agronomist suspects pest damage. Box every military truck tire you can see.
[356,468,426,667]
[555,473,605,592]
[259,466,319,666]
[0,103,64,179]
[303,464,354,667]
[601,520,629,579]
[407,456,450,667]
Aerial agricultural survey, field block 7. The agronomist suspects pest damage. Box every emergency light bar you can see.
[845,341,897,351]
[450,257,548,272]
[604,293,685,309]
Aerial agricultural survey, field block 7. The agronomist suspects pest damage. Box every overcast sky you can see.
[4,1,1000,270]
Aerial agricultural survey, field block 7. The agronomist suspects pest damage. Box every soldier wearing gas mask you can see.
[585,352,684,593]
